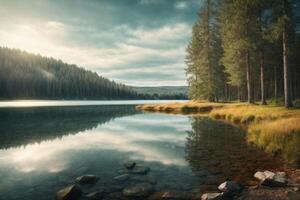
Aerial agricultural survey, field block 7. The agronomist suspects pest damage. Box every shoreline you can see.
[137,101,300,199]
[136,101,300,164]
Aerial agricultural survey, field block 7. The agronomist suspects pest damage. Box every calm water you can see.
[0,102,290,200]
[0,100,187,108]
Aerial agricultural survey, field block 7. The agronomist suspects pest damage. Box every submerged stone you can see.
[85,191,104,200]
[123,183,154,197]
[56,185,82,200]
[114,174,130,182]
[161,191,190,199]
[130,174,156,184]
[124,161,136,170]
[75,175,99,184]
[126,165,150,175]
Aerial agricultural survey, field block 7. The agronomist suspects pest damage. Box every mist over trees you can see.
[186,0,300,107]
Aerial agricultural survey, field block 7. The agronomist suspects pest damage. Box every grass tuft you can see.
[248,117,300,165]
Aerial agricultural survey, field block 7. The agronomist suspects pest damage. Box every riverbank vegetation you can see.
[186,0,300,108]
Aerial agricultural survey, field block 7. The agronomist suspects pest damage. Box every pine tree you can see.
[186,0,225,101]
[220,0,264,103]
[282,0,293,107]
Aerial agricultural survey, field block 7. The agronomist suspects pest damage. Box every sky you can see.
[0,0,201,86]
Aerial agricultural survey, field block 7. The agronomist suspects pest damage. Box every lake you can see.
[0,101,288,200]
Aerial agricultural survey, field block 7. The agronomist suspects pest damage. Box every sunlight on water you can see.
[0,100,187,108]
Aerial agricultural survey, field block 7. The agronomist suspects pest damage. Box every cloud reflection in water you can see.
[0,114,191,173]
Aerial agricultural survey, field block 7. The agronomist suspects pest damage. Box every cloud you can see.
[0,21,189,86]
[127,23,190,47]
[139,0,163,5]
[0,0,199,86]
[46,21,64,29]
[174,1,188,10]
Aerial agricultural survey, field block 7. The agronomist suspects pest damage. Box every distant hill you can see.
[132,86,188,99]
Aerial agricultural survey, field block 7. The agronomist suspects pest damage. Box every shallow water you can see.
[0,103,288,199]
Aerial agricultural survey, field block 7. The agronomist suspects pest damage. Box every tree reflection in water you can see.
[0,105,139,149]
[185,117,286,187]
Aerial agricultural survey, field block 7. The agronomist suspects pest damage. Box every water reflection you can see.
[0,106,293,200]
[0,105,138,149]
[185,117,286,186]
[0,108,194,200]
[0,113,190,173]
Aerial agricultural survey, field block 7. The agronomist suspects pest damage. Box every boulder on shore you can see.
[161,191,190,199]
[201,192,223,200]
[123,183,154,197]
[218,181,241,196]
[254,171,287,187]
[56,185,82,200]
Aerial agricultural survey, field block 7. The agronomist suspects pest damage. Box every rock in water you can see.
[161,191,190,199]
[85,191,104,200]
[56,185,82,200]
[201,193,223,200]
[114,174,130,182]
[124,161,136,170]
[75,175,99,184]
[218,181,241,196]
[123,165,150,175]
[130,175,156,184]
[132,165,150,174]
[123,183,154,197]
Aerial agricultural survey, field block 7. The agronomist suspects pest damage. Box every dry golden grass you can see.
[248,117,300,164]
[136,101,226,114]
[137,101,300,123]
[209,104,300,124]
[248,117,300,141]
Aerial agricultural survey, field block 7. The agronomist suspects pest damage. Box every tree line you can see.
[0,47,188,100]
[0,47,142,99]
[186,0,300,107]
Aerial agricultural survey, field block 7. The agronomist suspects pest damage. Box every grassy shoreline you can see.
[137,101,300,165]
